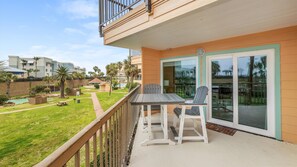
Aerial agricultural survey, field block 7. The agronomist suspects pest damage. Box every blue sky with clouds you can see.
[0,0,128,72]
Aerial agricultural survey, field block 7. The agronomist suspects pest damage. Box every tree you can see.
[90,66,104,78]
[43,75,53,88]
[123,56,132,86]
[212,61,220,77]
[248,56,255,105]
[106,63,119,96]
[33,57,40,77]
[21,59,27,69]
[26,69,34,77]
[55,66,70,98]
[129,65,139,91]
[117,61,123,88]
[26,68,34,95]
[0,61,5,74]
[0,72,17,97]
[123,56,139,91]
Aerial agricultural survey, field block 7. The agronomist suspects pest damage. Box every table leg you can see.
[163,105,168,139]
[141,104,175,146]
[147,105,152,140]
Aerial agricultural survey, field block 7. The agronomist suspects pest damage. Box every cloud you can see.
[31,45,47,50]
[60,0,98,19]
[83,22,98,30]
[64,28,86,35]
[65,43,91,50]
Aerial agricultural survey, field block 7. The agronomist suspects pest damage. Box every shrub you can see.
[65,87,72,95]
[112,80,119,89]
[0,95,9,105]
[31,85,46,94]
[44,87,51,94]
[126,82,138,90]
[94,84,99,89]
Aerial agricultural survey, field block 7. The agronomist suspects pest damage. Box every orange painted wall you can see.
[141,47,162,91]
[142,26,297,144]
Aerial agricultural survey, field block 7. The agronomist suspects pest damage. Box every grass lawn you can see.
[0,88,128,166]
[96,90,128,111]
[0,98,96,167]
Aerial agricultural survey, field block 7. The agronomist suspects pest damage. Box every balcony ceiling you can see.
[109,0,297,50]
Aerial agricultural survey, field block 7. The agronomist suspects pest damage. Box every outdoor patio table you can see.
[131,93,185,146]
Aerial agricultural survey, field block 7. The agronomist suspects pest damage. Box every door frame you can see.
[206,49,276,137]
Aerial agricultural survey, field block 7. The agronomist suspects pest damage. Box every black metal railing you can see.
[99,0,151,36]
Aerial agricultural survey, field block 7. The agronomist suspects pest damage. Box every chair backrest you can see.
[143,84,161,94]
[193,86,208,104]
[191,86,208,114]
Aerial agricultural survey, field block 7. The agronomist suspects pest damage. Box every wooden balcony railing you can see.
[35,85,141,167]
[99,0,151,36]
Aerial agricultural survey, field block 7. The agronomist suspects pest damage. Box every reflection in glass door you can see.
[238,56,267,130]
[207,49,275,137]
[211,58,233,122]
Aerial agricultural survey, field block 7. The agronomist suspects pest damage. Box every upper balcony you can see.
[100,0,297,50]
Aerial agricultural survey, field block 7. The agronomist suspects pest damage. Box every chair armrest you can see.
[178,103,207,107]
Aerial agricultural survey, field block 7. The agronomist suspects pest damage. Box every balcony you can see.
[37,85,297,166]
[36,86,141,167]
[100,0,297,50]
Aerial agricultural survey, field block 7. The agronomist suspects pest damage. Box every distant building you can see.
[8,55,86,78]
[3,66,27,78]
[131,51,142,84]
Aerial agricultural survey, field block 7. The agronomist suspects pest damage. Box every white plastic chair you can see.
[173,86,209,144]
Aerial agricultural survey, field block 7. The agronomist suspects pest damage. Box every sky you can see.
[0,0,128,73]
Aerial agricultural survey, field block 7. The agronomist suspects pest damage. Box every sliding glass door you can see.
[161,57,198,99]
[207,49,275,137]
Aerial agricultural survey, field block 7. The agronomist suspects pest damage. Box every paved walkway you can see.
[91,92,104,118]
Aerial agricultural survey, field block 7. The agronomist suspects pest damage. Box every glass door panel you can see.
[238,56,267,129]
[211,58,233,122]
[163,59,196,99]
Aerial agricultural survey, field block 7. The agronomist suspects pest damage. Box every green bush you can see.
[126,82,138,90]
[94,84,99,89]
[112,80,119,89]
[31,85,46,94]
[65,87,72,95]
[44,87,51,94]
[0,95,9,105]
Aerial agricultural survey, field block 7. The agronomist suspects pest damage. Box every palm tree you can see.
[21,59,28,69]
[123,56,132,86]
[211,61,220,77]
[0,72,17,97]
[55,66,70,98]
[129,65,139,91]
[106,63,119,96]
[26,68,34,94]
[43,75,53,88]
[117,61,123,88]
[26,69,34,78]
[33,57,40,78]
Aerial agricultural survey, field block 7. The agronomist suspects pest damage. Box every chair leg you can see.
[173,115,178,128]
[141,105,146,130]
[199,106,208,143]
[177,116,185,144]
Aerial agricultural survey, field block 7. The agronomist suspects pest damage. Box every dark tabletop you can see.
[131,93,185,105]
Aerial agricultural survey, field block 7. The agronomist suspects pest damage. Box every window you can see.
[162,58,197,99]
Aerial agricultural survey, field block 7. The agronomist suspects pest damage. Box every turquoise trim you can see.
[202,44,282,140]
